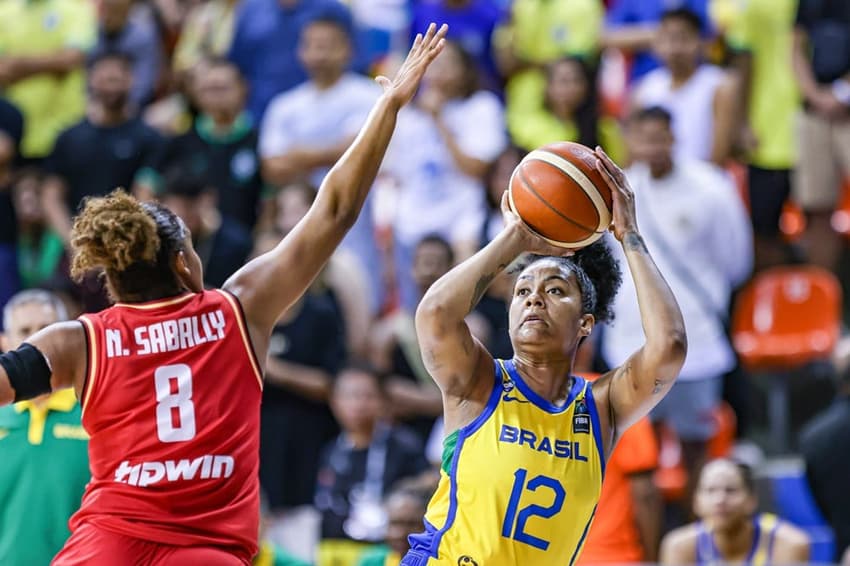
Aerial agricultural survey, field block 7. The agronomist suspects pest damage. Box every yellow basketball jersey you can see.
[403,359,606,566]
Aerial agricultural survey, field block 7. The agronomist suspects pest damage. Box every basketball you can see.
[508,142,613,249]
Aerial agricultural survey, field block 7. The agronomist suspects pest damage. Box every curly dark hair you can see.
[70,189,188,301]
[513,240,623,323]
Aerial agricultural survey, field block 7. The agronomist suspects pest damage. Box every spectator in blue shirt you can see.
[411,0,506,91]
[229,0,323,122]
[603,0,711,83]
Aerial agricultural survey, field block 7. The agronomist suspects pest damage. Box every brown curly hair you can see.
[70,189,188,301]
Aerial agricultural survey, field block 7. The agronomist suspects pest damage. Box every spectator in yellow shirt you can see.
[0,0,96,158]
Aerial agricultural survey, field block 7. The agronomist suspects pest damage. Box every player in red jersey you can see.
[0,24,448,566]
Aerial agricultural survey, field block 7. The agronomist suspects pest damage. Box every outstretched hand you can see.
[376,23,448,108]
[594,147,638,241]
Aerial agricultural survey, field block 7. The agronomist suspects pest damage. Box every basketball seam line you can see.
[517,166,598,234]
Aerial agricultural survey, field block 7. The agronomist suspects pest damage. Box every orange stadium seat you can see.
[707,401,737,460]
[779,200,806,242]
[731,266,842,451]
[732,266,841,371]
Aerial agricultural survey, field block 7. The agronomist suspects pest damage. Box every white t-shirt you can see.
[384,90,507,247]
[601,160,753,381]
[633,65,725,162]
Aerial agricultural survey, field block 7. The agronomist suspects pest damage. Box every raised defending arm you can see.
[224,24,448,337]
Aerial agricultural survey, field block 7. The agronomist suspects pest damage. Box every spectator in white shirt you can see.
[259,4,383,314]
[601,106,752,507]
[383,40,507,311]
[632,8,736,165]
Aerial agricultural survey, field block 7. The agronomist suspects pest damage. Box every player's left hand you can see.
[376,23,448,108]
[595,146,638,242]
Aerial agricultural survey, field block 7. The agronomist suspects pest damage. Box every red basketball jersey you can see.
[71,290,263,560]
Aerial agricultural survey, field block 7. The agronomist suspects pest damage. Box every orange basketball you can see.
[509,142,613,249]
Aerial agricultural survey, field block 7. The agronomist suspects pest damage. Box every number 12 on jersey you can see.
[501,468,566,551]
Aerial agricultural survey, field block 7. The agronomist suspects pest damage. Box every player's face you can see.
[694,461,757,530]
[655,19,701,73]
[2,303,61,350]
[546,59,588,113]
[509,260,592,354]
[298,22,351,80]
[385,494,426,555]
[331,370,384,433]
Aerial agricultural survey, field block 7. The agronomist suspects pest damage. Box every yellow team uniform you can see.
[403,360,605,566]
[696,513,782,565]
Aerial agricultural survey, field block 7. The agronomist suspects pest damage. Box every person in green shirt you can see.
[508,56,625,162]
[0,289,89,566]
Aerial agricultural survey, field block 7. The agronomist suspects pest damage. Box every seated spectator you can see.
[579,417,662,564]
[12,169,70,291]
[260,4,383,313]
[800,336,850,561]
[603,0,711,83]
[315,362,430,566]
[0,0,96,159]
[508,56,625,162]
[229,0,335,122]
[0,98,24,316]
[41,52,163,246]
[90,0,162,109]
[410,0,505,90]
[370,235,453,443]
[173,0,241,77]
[601,107,752,509]
[661,459,810,564]
[139,57,266,231]
[356,482,435,566]
[159,171,253,289]
[385,40,506,309]
[631,8,736,165]
[0,290,90,566]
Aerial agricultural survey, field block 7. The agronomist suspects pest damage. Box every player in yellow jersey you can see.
[660,458,810,565]
[404,148,687,566]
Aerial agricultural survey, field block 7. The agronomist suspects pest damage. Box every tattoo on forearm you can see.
[469,263,507,311]
[624,232,648,254]
[652,377,670,395]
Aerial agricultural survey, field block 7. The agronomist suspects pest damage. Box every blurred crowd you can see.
[1,0,850,565]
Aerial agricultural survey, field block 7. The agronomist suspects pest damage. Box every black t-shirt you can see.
[796,0,850,83]
[315,426,429,541]
[44,118,163,211]
[0,186,14,245]
[260,292,347,508]
[156,120,264,230]
[0,98,24,245]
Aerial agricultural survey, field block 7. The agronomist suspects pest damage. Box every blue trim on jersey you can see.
[412,360,504,559]
[584,381,607,479]
[568,503,598,566]
[503,359,584,414]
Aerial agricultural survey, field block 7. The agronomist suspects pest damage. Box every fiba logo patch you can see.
[573,399,590,434]
[457,556,478,566]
